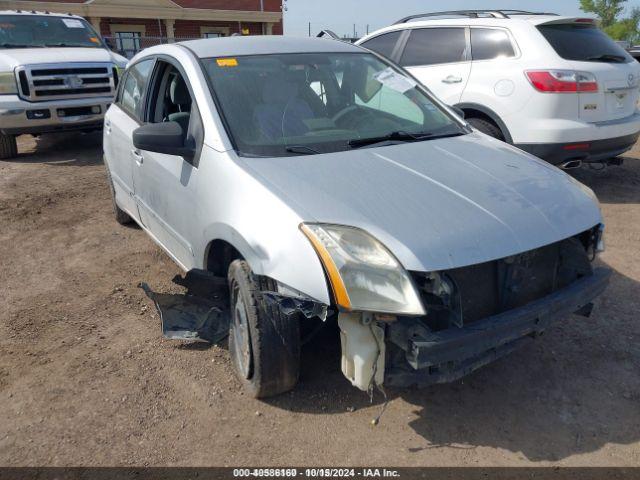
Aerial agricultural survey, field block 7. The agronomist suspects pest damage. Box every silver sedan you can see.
[103,36,609,398]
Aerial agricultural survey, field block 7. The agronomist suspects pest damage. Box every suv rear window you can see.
[360,31,402,59]
[538,24,633,63]
[471,28,515,60]
[400,28,467,66]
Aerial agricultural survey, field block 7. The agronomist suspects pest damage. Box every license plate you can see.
[614,92,628,109]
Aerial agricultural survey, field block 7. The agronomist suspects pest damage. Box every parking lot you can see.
[0,132,638,466]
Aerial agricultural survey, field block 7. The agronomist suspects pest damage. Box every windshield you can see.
[538,23,634,63]
[203,52,465,156]
[0,15,103,49]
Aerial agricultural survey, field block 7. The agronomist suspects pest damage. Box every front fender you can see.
[193,149,331,305]
[199,223,331,305]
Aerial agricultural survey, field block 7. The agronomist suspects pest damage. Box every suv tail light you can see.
[525,70,598,93]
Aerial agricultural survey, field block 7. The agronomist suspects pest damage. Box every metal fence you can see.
[103,35,199,59]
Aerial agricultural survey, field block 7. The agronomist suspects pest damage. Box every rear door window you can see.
[471,28,515,60]
[360,31,403,59]
[400,28,467,67]
[538,24,633,63]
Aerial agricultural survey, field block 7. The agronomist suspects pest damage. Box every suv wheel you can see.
[467,117,504,141]
[105,163,132,225]
[228,259,300,398]
[0,134,17,160]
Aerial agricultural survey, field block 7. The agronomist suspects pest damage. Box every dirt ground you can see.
[0,132,639,467]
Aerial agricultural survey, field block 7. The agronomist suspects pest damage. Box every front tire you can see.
[228,260,300,398]
[0,133,17,160]
[467,117,504,141]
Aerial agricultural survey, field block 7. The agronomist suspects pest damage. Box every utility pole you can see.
[353,23,356,38]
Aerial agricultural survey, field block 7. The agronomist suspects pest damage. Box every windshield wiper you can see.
[285,145,320,155]
[348,130,463,149]
[348,131,431,148]
[586,54,627,63]
[0,43,43,49]
[44,43,96,48]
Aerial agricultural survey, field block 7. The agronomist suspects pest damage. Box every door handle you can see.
[442,75,463,84]
[104,120,111,134]
[131,149,144,165]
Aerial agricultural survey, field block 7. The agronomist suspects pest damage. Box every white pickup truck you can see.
[0,10,127,158]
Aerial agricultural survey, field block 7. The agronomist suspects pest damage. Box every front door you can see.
[132,60,204,270]
[399,27,471,105]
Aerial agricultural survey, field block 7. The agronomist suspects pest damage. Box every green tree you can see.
[605,18,636,41]
[603,6,640,42]
[580,0,627,27]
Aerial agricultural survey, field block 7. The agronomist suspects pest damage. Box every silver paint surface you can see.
[107,39,603,306]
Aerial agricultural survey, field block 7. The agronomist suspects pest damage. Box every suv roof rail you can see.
[393,10,559,24]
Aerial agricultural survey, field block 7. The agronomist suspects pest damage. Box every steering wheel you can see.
[332,105,363,124]
[332,105,376,130]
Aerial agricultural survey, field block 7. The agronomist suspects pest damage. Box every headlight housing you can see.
[0,72,18,95]
[300,223,425,315]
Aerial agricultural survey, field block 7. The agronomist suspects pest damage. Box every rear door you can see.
[538,20,640,122]
[397,27,471,105]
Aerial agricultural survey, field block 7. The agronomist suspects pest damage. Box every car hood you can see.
[238,133,602,272]
[0,47,124,70]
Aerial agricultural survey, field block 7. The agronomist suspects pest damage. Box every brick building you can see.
[0,0,283,56]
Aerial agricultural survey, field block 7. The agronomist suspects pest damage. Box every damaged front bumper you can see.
[384,267,611,387]
[338,267,611,391]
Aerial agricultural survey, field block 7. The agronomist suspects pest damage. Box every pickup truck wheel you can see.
[467,117,504,141]
[228,260,300,398]
[104,163,132,225]
[0,134,17,160]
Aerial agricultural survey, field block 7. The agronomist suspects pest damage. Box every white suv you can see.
[357,10,640,168]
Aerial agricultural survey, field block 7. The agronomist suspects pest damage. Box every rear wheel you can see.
[105,163,132,225]
[467,117,504,141]
[228,260,300,398]
[0,133,17,160]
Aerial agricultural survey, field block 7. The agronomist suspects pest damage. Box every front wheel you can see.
[0,133,17,160]
[228,260,300,398]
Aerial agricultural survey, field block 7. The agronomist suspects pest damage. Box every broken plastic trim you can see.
[140,270,329,344]
[139,269,230,343]
[261,291,329,321]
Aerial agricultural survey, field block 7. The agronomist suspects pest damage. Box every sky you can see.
[282,0,640,37]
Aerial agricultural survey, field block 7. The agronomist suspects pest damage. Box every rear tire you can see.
[0,134,17,160]
[105,162,132,225]
[228,260,300,398]
[467,117,504,141]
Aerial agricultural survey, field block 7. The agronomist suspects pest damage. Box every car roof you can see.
[358,15,593,42]
[181,35,363,58]
[0,10,80,18]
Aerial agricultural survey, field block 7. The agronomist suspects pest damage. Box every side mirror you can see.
[104,37,114,50]
[133,122,194,158]
[451,106,465,119]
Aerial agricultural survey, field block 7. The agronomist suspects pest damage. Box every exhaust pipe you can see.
[560,159,583,170]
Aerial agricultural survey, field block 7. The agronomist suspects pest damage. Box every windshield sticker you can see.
[62,19,85,29]
[373,67,417,93]
[216,58,238,67]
